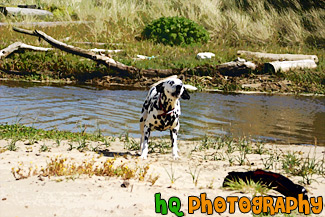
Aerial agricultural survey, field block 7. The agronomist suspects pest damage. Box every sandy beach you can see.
[0,138,324,217]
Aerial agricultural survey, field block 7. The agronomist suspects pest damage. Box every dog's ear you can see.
[181,88,190,100]
[155,82,164,93]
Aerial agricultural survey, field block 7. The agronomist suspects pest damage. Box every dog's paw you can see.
[173,154,180,160]
[140,154,148,159]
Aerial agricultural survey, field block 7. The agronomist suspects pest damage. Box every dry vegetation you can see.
[1,0,324,46]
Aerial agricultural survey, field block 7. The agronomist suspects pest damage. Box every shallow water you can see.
[0,81,324,145]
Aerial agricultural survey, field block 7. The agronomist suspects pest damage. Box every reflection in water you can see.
[0,81,324,145]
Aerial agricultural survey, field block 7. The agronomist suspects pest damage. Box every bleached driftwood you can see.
[12,27,176,77]
[0,21,91,27]
[216,57,256,76]
[90,48,123,53]
[265,60,317,73]
[0,42,123,59]
[0,42,53,60]
[3,7,53,17]
[237,50,318,63]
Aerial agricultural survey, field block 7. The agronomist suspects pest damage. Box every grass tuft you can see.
[223,178,271,196]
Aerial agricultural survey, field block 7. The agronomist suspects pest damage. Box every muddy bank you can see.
[1,69,323,95]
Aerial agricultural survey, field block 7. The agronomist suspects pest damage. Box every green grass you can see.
[121,131,172,154]
[191,135,325,185]
[223,178,271,195]
[0,123,106,145]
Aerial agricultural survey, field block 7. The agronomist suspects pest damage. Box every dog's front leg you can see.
[170,128,179,160]
[140,125,150,159]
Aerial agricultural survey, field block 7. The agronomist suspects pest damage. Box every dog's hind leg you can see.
[140,125,150,159]
[139,121,144,153]
[170,128,179,160]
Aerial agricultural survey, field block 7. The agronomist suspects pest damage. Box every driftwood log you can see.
[0,42,122,60]
[216,57,256,76]
[2,7,53,17]
[238,50,318,63]
[0,42,53,59]
[12,27,178,78]
[265,59,317,73]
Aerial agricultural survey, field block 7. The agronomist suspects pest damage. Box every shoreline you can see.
[1,77,324,97]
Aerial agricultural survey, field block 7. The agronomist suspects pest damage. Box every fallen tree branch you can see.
[13,27,176,77]
[237,50,319,63]
[0,41,121,59]
[12,27,35,36]
[0,42,53,60]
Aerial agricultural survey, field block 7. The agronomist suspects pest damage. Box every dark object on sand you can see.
[223,169,308,200]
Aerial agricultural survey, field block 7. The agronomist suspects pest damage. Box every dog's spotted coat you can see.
[139,76,191,159]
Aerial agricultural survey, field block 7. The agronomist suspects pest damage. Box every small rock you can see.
[196,52,215,59]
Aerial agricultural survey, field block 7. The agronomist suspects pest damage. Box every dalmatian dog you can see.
[139,75,196,159]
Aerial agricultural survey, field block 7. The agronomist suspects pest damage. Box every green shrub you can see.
[141,16,210,46]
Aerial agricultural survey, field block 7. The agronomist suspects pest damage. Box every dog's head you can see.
[155,77,190,100]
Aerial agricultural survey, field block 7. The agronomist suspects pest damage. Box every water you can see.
[0,81,324,145]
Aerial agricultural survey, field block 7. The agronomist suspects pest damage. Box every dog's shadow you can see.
[97,149,140,158]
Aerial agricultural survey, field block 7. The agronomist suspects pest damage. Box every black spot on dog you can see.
[140,117,143,122]
[156,83,164,93]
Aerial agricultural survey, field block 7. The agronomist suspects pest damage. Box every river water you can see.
[0,81,324,145]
